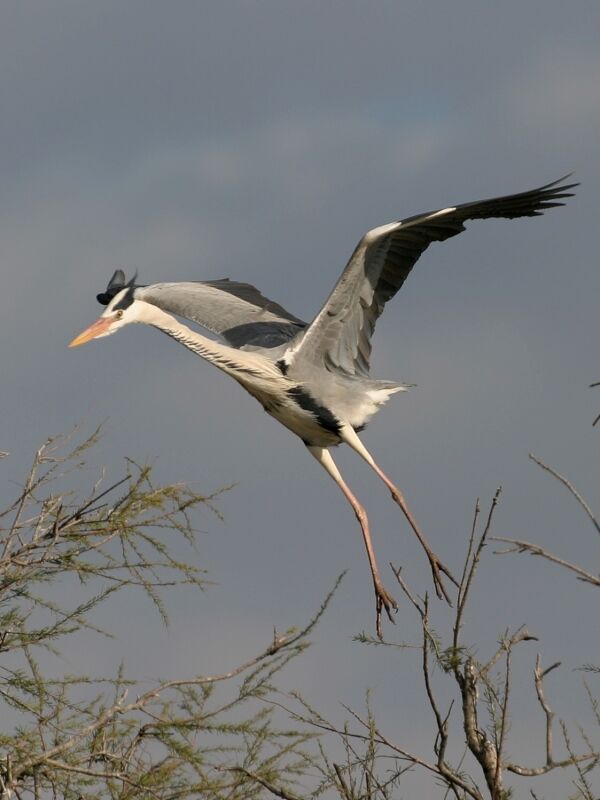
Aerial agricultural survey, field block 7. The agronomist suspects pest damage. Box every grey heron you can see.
[70,175,576,636]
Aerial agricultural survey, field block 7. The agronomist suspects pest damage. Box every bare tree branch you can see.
[492,537,600,586]
[227,766,303,800]
[0,432,329,800]
[591,381,600,427]
[528,453,599,536]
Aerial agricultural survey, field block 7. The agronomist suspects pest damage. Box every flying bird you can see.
[70,175,576,636]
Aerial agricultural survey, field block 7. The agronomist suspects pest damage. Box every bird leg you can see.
[370,463,458,602]
[307,446,398,638]
[340,426,459,604]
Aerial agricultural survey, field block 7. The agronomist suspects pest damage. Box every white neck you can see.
[136,302,277,380]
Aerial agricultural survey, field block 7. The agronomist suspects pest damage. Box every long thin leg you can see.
[339,426,458,603]
[306,445,397,637]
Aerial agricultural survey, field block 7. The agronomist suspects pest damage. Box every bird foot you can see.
[425,548,459,605]
[374,579,398,639]
[387,488,459,605]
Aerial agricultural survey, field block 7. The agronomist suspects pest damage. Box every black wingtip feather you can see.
[458,173,578,222]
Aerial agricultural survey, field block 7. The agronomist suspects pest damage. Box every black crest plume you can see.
[96,270,137,306]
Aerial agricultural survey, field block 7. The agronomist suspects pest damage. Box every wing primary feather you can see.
[285,175,577,377]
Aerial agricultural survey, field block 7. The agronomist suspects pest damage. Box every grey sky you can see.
[1,2,598,795]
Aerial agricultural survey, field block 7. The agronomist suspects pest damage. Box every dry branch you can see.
[0,432,330,800]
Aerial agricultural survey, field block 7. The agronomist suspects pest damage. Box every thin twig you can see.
[494,644,511,792]
[480,627,537,679]
[561,720,595,800]
[536,654,560,767]
[332,763,354,800]
[7,586,334,789]
[227,767,302,800]
[529,453,599,535]
[491,537,600,586]
[454,490,502,654]
[505,661,600,777]
[591,381,600,426]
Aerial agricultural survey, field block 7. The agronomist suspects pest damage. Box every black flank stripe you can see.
[287,387,341,435]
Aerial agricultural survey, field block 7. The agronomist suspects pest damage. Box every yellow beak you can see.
[68,316,114,347]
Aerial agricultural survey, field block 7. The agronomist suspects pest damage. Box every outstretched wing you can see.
[137,279,306,349]
[285,175,577,376]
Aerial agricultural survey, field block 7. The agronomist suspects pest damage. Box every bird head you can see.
[69,271,143,347]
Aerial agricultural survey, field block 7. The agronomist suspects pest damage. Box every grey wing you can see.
[286,175,577,376]
[138,280,306,349]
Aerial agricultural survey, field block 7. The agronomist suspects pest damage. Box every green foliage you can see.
[0,432,323,799]
[0,432,597,799]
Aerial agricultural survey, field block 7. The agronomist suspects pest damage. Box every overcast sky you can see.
[1,2,599,795]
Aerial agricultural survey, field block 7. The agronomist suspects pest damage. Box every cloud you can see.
[0,8,597,797]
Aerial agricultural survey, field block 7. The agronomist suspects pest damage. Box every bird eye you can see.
[116,310,124,320]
